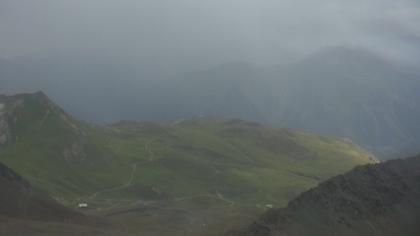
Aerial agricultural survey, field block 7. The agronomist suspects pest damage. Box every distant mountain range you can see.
[230,154,420,236]
[1,47,419,158]
[263,47,420,159]
[173,47,420,159]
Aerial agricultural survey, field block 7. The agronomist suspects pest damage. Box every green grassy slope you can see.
[102,118,376,207]
[0,92,128,201]
[0,92,377,209]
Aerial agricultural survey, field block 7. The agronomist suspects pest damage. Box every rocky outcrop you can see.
[232,155,420,236]
[0,95,28,145]
[0,103,10,145]
[62,142,87,162]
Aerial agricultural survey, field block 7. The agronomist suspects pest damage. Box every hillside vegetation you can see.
[0,92,377,235]
[0,92,376,207]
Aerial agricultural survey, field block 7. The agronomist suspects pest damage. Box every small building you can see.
[78,203,88,208]
[265,204,274,209]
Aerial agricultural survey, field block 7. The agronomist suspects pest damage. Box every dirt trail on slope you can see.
[174,191,235,206]
[84,139,157,201]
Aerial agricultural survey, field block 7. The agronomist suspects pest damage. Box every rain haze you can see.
[1,0,420,156]
[1,0,420,68]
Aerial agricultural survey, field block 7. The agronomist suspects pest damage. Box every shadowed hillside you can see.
[0,162,112,236]
[0,162,83,221]
[232,154,420,236]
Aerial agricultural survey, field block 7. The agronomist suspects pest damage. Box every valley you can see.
[1,2,419,235]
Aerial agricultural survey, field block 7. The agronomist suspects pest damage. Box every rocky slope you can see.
[232,154,420,236]
[0,162,83,222]
[0,92,117,201]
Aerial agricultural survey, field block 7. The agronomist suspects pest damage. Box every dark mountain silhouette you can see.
[231,154,420,236]
[0,162,84,222]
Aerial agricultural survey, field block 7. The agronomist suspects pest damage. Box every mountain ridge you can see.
[1,47,419,158]
[0,91,379,236]
[231,154,420,236]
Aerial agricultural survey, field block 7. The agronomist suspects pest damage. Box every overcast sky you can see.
[0,0,419,71]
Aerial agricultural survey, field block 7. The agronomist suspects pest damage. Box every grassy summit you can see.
[0,92,376,210]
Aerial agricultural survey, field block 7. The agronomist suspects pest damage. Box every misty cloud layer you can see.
[1,0,419,70]
[1,1,420,158]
